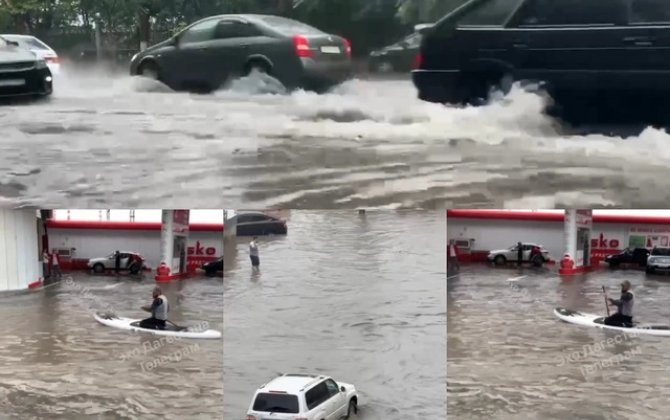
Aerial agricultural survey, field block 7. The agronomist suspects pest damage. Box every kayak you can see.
[554,307,670,337]
[94,313,222,339]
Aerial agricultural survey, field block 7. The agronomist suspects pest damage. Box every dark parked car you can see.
[228,212,288,236]
[369,29,425,73]
[413,0,670,108]
[130,14,353,93]
[201,257,223,276]
[604,247,650,268]
[0,36,52,99]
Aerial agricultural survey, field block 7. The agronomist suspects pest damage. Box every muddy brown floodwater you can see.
[224,210,447,419]
[0,273,223,420]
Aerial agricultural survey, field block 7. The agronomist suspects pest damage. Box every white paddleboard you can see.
[94,313,221,339]
[554,307,670,337]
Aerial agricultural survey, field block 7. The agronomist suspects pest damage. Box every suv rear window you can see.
[252,392,299,413]
[459,0,524,26]
[652,248,670,256]
[2,36,50,50]
[517,0,626,26]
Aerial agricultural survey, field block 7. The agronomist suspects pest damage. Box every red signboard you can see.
[173,210,190,234]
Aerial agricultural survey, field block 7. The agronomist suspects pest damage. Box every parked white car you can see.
[87,251,145,274]
[646,247,670,275]
[0,34,60,75]
[246,373,358,420]
[487,243,550,265]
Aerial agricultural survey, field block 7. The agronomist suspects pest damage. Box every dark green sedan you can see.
[130,14,353,93]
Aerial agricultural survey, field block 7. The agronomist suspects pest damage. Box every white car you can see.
[487,242,550,265]
[0,34,60,75]
[246,373,358,420]
[646,247,670,274]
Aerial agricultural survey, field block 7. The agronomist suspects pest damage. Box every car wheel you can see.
[494,255,506,266]
[345,399,358,418]
[245,60,271,76]
[93,263,105,274]
[138,61,160,81]
[646,267,655,274]
[465,69,513,105]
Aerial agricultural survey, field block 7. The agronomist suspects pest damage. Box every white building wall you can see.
[0,210,40,292]
[449,218,670,260]
[448,218,565,259]
[48,229,221,269]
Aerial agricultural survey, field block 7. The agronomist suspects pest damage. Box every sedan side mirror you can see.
[340,386,346,392]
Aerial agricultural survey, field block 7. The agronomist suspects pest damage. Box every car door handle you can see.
[623,36,655,46]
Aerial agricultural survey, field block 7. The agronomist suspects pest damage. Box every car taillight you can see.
[343,38,352,58]
[293,35,312,58]
[245,416,256,420]
[412,53,423,70]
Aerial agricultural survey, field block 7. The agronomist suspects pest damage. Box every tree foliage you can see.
[0,0,468,54]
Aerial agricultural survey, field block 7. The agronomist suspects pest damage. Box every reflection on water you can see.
[448,266,670,420]
[0,273,223,419]
[224,210,446,419]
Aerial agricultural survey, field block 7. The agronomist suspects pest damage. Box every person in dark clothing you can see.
[604,280,634,327]
[140,287,169,330]
[516,242,523,267]
[530,245,543,267]
[114,250,121,275]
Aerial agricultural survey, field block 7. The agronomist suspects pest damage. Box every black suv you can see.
[604,247,650,268]
[413,0,670,109]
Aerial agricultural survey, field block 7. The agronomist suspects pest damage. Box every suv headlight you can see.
[35,59,48,69]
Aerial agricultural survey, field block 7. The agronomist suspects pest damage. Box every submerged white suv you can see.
[246,373,358,420]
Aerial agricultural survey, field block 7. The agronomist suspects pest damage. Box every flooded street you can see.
[0,273,223,419]
[448,266,670,420]
[1,69,670,208]
[223,210,446,419]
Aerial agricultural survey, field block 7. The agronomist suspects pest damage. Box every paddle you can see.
[166,319,186,331]
[602,286,610,317]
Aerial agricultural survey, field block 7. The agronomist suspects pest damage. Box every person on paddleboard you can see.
[139,287,169,330]
[604,280,634,327]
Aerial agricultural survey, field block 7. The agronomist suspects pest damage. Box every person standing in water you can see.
[50,250,62,280]
[249,237,260,269]
[604,280,634,327]
[448,239,459,273]
[42,250,50,281]
[140,286,169,330]
[516,242,523,267]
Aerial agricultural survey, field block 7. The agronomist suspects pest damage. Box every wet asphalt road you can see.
[223,210,446,419]
[1,69,669,208]
[0,273,223,420]
[448,265,670,420]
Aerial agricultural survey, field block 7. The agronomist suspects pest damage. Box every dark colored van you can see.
[412,0,670,108]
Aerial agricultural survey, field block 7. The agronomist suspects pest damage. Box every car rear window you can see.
[256,15,325,35]
[252,392,299,413]
[3,36,50,50]
[459,0,525,26]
